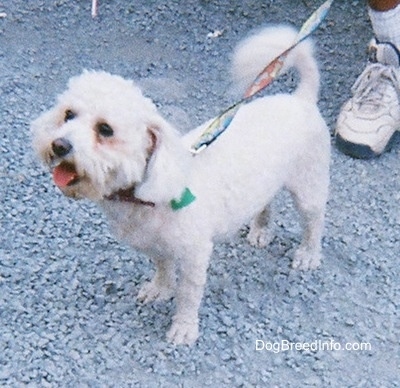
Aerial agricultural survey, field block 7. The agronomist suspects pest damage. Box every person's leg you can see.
[368,0,399,12]
[335,1,400,158]
[369,0,400,50]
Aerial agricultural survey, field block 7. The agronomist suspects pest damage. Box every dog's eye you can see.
[96,122,114,137]
[64,110,76,122]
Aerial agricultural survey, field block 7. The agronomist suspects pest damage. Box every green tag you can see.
[170,187,196,211]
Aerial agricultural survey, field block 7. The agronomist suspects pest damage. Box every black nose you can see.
[52,138,73,157]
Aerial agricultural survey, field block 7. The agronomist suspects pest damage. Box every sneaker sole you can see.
[335,131,400,159]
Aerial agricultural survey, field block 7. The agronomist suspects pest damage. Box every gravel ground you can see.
[1,0,399,386]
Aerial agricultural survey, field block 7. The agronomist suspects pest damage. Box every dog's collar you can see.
[105,186,196,210]
[105,186,156,207]
[105,130,196,209]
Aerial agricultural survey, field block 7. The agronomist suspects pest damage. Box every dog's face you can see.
[32,71,154,201]
[32,71,189,203]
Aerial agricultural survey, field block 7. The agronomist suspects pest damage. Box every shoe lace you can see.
[351,63,400,111]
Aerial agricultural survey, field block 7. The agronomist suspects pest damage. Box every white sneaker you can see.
[335,38,400,158]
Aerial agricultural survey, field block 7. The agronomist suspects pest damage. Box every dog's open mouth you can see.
[52,162,80,188]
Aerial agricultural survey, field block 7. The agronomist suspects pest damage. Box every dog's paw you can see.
[166,320,199,346]
[247,227,273,248]
[292,247,321,270]
[137,281,174,304]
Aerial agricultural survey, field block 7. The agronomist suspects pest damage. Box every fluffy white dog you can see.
[32,26,330,345]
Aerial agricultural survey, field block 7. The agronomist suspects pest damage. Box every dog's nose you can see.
[52,138,73,157]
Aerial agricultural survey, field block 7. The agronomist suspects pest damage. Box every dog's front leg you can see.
[167,242,213,345]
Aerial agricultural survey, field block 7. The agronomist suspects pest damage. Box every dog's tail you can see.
[231,25,320,104]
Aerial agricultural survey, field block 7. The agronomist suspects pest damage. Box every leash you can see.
[190,0,334,155]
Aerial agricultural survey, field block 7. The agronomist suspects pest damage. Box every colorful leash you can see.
[190,0,334,155]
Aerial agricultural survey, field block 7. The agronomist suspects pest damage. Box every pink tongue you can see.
[53,164,78,188]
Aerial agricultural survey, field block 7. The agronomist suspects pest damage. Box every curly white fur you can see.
[31,25,330,345]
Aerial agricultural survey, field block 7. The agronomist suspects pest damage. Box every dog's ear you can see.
[31,107,61,157]
[135,120,191,204]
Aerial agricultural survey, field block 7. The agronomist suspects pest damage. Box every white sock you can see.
[368,5,400,49]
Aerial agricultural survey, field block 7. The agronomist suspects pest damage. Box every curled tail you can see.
[231,25,320,104]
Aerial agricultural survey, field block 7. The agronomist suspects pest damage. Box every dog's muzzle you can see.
[49,138,80,189]
[52,137,73,157]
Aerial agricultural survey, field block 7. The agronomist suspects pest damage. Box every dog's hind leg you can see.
[247,205,274,248]
[292,203,325,270]
[288,178,328,271]
[287,155,329,269]
[137,257,176,303]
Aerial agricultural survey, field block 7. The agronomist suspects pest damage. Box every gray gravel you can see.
[1,0,399,386]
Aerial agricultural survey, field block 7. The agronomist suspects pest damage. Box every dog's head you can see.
[31,71,190,204]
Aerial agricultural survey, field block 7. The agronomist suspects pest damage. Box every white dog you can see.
[31,26,330,345]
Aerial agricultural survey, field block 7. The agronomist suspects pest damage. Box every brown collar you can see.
[105,186,155,207]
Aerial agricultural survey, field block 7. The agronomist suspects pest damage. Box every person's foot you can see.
[335,38,400,158]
